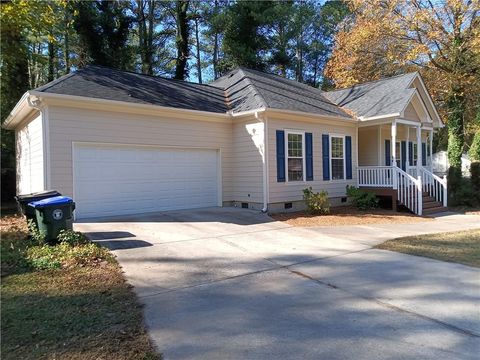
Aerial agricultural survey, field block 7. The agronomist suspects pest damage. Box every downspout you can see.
[255,111,269,213]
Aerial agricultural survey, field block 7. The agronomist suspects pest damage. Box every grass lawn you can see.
[375,229,480,268]
[1,215,161,360]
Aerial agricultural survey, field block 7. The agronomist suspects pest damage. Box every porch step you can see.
[423,206,448,215]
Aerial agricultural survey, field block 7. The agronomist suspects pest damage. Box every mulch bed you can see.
[271,206,433,227]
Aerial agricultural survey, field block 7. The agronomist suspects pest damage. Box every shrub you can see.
[27,219,46,245]
[468,132,480,161]
[470,161,480,192]
[25,242,113,270]
[346,185,379,210]
[449,177,480,207]
[58,229,89,246]
[303,187,330,214]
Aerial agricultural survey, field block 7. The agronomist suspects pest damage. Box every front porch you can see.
[357,119,447,215]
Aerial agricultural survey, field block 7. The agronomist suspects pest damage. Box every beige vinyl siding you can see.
[267,117,357,203]
[16,112,44,194]
[47,105,233,202]
[232,117,264,203]
[403,102,421,122]
[358,127,379,166]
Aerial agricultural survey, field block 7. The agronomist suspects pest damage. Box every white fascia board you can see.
[396,118,422,127]
[265,108,357,123]
[229,107,267,118]
[358,113,400,121]
[28,90,232,122]
[2,92,33,130]
[407,73,443,126]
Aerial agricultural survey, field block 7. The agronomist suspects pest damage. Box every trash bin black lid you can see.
[29,196,73,209]
[15,190,61,201]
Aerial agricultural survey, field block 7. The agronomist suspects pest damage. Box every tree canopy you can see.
[1,0,478,195]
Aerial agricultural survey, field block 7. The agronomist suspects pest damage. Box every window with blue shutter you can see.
[305,133,313,181]
[385,139,391,166]
[276,130,285,182]
[422,142,427,166]
[346,136,352,179]
[401,141,406,171]
[408,142,413,166]
[322,134,330,180]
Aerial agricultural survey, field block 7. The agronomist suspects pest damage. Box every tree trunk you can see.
[194,17,202,84]
[313,55,318,88]
[174,0,190,80]
[48,41,55,82]
[64,9,70,74]
[146,0,154,75]
[212,0,218,79]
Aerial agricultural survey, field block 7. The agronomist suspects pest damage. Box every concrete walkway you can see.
[75,209,480,360]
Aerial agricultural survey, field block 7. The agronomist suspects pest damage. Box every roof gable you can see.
[323,73,418,119]
[211,68,352,119]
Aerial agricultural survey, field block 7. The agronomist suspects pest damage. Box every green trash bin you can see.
[28,196,75,244]
[15,190,62,227]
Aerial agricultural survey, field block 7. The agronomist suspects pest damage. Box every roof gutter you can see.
[265,108,356,122]
[2,92,36,130]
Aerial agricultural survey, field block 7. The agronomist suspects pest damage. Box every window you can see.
[287,132,304,181]
[330,135,344,180]
[395,142,401,168]
[413,143,418,165]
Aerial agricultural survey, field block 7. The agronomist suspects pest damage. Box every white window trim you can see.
[285,130,306,183]
[396,141,402,168]
[329,134,346,181]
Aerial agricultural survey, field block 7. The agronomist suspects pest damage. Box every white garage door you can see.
[73,144,219,219]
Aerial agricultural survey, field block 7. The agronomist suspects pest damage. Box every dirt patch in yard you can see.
[271,206,433,227]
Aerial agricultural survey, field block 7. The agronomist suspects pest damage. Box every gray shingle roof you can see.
[35,65,228,113]
[323,73,418,119]
[33,65,418,121]
[211,68,352,118]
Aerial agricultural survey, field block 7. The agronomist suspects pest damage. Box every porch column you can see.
[429,129,433,168]
[391,121,397,167]
[392,121,397,189]
[416,126,422,172]
[406,126,410,168]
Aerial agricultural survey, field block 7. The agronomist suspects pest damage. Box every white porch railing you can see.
[357,165,446,215]
[407,166,417,178]
[419,167,448,207]
[357,166,393,188]
[396,167,422,215]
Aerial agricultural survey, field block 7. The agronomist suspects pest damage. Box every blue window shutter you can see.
[401,141,406,171]
[322,134,330,180]
[346,136,352,179]
[305,132,313,181]
[385,139,391,166]
[408,141,413,165]
[276,130,285,182]
[422,142,427,166]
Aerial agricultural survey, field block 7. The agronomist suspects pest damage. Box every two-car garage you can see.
[73,144,220,219]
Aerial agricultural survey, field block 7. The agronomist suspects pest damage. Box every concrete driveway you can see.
[75,208,480,360]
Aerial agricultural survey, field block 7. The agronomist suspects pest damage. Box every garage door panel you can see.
[74,144,219,219]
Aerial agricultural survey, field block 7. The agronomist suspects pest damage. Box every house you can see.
[3,66,447,219]
[431,151,471,177]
